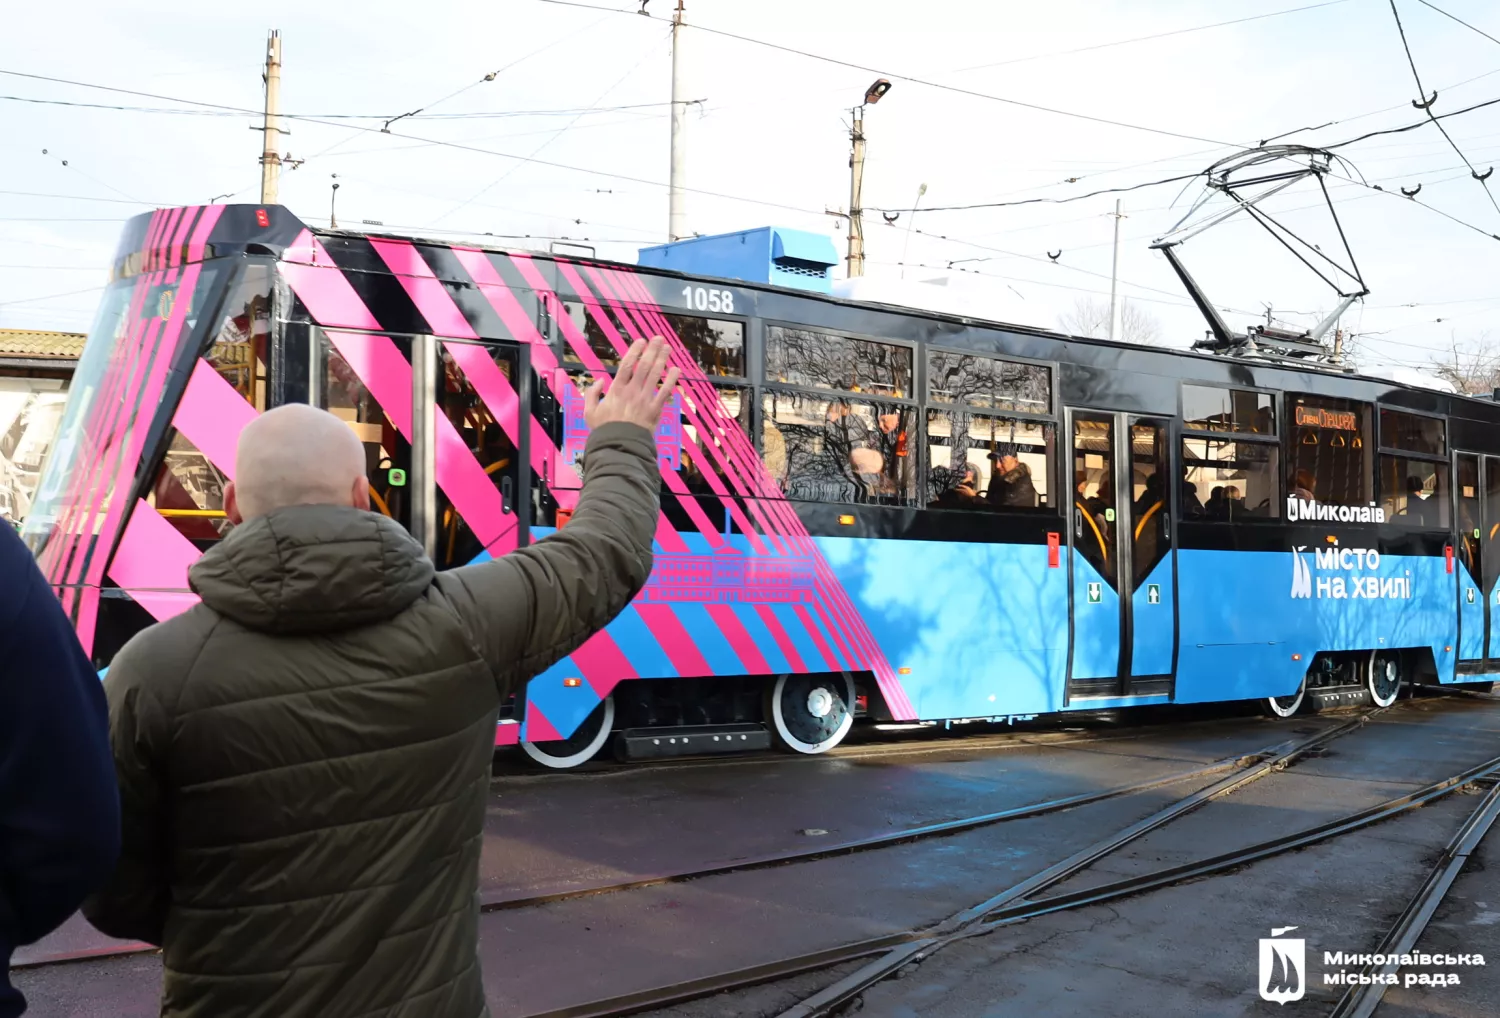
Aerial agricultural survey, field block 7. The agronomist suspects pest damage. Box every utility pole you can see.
[847,109,867,278]
[259,30,283,205]
[1108,199,1125,342]
[668,0,688,242]
[847,78,891,279]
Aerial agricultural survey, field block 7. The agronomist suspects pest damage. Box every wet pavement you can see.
[13,695,1500,1018]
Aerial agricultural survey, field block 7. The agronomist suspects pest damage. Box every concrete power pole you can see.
[259,30,283,205]
[847,107,867,278]
[1108,199,1124,342]
[668,0,688,242]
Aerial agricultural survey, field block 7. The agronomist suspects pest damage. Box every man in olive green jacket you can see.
[83,338,680,1017]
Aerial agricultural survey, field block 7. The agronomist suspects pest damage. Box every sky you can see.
[4,0,1500,382]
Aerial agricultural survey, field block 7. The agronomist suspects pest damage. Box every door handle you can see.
[501,476,514,515]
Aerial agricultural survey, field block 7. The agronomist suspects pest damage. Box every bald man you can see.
[83,338,680,1018]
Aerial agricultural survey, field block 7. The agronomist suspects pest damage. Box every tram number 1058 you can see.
[681,285,735,314]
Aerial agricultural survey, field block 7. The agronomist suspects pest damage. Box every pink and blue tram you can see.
[23,204,1500,768]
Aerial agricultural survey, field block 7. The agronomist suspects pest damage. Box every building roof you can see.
[0,329,87,361]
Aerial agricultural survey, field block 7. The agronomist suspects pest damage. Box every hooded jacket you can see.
[81,421,659,1018]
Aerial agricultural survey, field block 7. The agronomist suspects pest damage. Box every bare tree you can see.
[1432,331,1500,395]
[1058,296,1162,345]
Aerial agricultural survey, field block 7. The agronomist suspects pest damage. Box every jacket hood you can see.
[189,505,435,635]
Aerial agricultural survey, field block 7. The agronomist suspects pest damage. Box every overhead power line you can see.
[1414,0,1500,48]
[1387,0,1500,217]
[954,0,1352,72]
[532,0,1239,145]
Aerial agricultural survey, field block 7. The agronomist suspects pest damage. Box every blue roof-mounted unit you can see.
[637,227,839,294]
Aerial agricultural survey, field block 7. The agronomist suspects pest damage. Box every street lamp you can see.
[847,78,893,278]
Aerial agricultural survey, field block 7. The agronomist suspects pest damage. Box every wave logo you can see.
[1259,926,1306,1004]
[1291,547,1312,599]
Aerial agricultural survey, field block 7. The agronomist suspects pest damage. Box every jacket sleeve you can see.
[0,525,120,950]
[440,421,659,698]
[79,643,171,946]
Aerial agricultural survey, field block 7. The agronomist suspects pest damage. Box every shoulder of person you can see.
[107,603,222,708]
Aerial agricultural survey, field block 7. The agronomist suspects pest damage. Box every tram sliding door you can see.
[316,327,529,568]
[1066,410,1178,700]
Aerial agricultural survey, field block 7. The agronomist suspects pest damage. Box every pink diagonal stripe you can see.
[108,499,203,621]
[567,629,637,699]
[165,206,197,268]
[173,358,257,481]
[280,230,382,330]
[369,238,479,339]
[634,603,714,677]
[756,604,808,673]
[794,604,839,671]
[705,604,772,675]
[186,205,225,263]
[78,264,204,653]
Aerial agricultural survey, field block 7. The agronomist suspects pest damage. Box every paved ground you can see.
[13,695,1500,1018]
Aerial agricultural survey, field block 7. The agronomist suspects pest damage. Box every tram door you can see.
[1454,452,1500,669]
[1066,410,1178,699]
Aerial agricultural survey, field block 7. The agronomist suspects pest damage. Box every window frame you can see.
[762,319,920,401]
[560,300,753,384]
[1176,382,1282,525]
[1376,404,1451,529]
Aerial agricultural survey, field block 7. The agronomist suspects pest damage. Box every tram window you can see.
[204,263,272,411]
[926,350,1051,415]
[1457,455,1481,579]
[1130,421,1170,588]
[147,432,231,545]
[435,347,520,569]
[1379,455,1450,528]
[762,390,916,505]
[1182,385,1275,435]
[664,385,753,531]
[925,410,1052,511]
[765,326,912,398]
[560,300,626,369]
[658,312,745,378]
[1181,438,1280,519]
[1071,417,1116,584]
[1285,395,1373,508]
[1380,408,1445,457]
[319,330,412,529]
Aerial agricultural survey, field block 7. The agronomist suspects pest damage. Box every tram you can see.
[23,204,1500,768]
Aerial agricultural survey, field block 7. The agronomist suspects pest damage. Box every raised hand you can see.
[583,336,682,432]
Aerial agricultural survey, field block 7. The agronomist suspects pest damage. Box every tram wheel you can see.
[1367,649,1404,708]
[520,695,615,770]
[1262,675,1306,719]
[766,673,857,755]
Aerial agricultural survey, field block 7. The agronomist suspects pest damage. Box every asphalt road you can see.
[13,695,1500,1018]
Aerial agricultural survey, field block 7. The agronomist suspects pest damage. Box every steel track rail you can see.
[1328,780,1500,1018]
[517,711,1379,1018]
[7,732,1298,973]
[787,746,1500,1018]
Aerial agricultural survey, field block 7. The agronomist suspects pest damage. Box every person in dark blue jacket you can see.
[0,523,120,1017]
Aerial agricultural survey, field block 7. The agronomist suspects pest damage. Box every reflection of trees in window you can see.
[762,391,915,505]
[561,300,627,368]
[661,313,745,378]
[766,326,912,397]
[1380,408,1445,457]
[927,350,1050,414]
[1182,385,1274,435]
